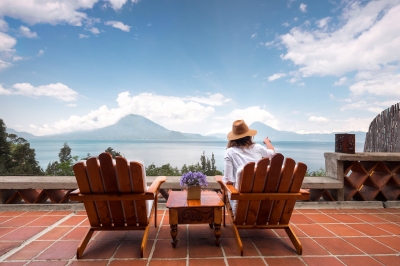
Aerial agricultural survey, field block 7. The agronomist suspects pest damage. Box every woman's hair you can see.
[227,136,255,148]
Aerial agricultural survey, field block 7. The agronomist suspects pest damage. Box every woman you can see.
[223,119,275,186]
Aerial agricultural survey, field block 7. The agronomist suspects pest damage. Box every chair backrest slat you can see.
[268,158,296,224]
[86,157,112,226]
[73,161,100,226]
[245,158,269,225]
[235,162,255,225]
[116,156,138,226]
[99,153,125,226]
[130,161,148,226]
[280,162,307,224]
[256,153,284,224]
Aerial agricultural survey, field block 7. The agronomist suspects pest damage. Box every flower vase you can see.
[186,185,201,200]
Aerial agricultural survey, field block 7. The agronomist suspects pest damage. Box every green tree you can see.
[8,136,44,175]
[45,143,78,176]
[105,147,122,158]
[306,167,326,177]
[146,163,180,176]
[0,119,43,175]
[0,119,11,174]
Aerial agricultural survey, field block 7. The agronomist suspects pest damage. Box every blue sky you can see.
[1,0,399,137]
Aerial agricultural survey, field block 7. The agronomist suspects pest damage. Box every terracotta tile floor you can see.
[0,207,399,265]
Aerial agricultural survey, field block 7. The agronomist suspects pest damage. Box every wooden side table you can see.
[166,190,224,247]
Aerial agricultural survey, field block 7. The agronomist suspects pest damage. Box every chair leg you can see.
[76,228,94,259]
[285,225,302,255]
[141,225,150,258]
[232,224,243,256]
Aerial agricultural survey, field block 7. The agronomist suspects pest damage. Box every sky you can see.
[1,0,400,137]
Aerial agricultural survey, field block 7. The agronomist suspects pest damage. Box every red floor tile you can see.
[227,258,266,266]
[306,213,339,223]
[348,223,393,236]
[151,239,187,259]
[313,238,363,255]
[27,215,64,226]
[302,256,344,266]
[252,237,297,256]
[0,242,23,257]
[1,217,33,227]
[148,260,187,266]
[69,261,108,266]
[351,214,388,223]
[327,213,363,223]
[109,260,147,266]
[374,223,400,235]
[0,227,44,241]
[343,237,397,254]
[372,236,400,252]
[290,213,315,224]
[35,240,80,260]
[264,257,305,266]
[372,255,400,265]
[6,241,53,260]
[113,239,153,258]
[79,240,120,259]
[188,238,223,258]
[38,227,72,240]
[322,224,364,236]
[27,261,68,266]
[295,224,335,237]
[338,255,382,266]
[284,237,329,255]
[189,258,226,266]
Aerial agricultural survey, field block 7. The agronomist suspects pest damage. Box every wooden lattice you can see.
[364,102,400,152]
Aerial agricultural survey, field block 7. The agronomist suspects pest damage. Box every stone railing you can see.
[0,152,398,205]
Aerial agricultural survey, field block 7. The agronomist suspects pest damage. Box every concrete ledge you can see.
[0,203,85,212]
[1,175,342,190]
[1,201,398,212]
[295,200,384,209]
[383,201,400,208]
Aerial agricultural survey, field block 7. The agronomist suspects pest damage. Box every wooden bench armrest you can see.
[299,188,310,200]
[214,175,239,195]
[146,176,167,194]
[70,189,80,195]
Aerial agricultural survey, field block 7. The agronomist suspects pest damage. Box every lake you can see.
[29,139,366,173]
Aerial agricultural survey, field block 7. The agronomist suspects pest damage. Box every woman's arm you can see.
[263,137,275,151]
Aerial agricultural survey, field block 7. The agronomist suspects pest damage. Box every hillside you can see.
[7,114,367,142]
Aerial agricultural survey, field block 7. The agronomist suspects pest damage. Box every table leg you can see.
[214,223,221,246]
[170,224,178,247]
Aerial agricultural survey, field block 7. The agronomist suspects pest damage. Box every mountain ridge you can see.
[6,114,367,142]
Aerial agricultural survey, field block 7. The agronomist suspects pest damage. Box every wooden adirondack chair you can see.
[69,152,166,258]
[215,153,309,256]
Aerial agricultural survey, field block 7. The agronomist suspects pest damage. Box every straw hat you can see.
[227,120,257,140]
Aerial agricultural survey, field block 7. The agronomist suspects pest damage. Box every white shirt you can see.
[223,143,275,184]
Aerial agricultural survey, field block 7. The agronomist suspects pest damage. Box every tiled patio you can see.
[0,206,399,265]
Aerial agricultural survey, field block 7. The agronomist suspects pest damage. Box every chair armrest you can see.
[69,189,80,195]
[147,176,167,194]
[214,175,239,195]
[299,188,310,201]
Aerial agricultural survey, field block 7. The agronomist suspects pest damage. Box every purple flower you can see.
[180,171,208,187]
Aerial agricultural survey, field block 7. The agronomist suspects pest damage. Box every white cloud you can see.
[282,22,290,27]
[13,56,24,61]
[79,34,89,39]
[27,91,226,136]
[0,0,97,26]
[0,59,12,70]
[105,21,131,32]
[37,49,44,56]
[316,17,331,28]
[225,106,280,130]
[19,25,37,38]
[309,116,329,123]
[280,1,400,77]
[106,0,128,10]
[89,27,100,34]
[0,19,8,32]
[251,33,257,39]
[349,70,400,96]
[0,82,79,101]
[67,103,77,107]
[0,32,16,52]
[299,3,307,13]
[334,77,347,86]
[268,72,287,81]
[185,93,231,106]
